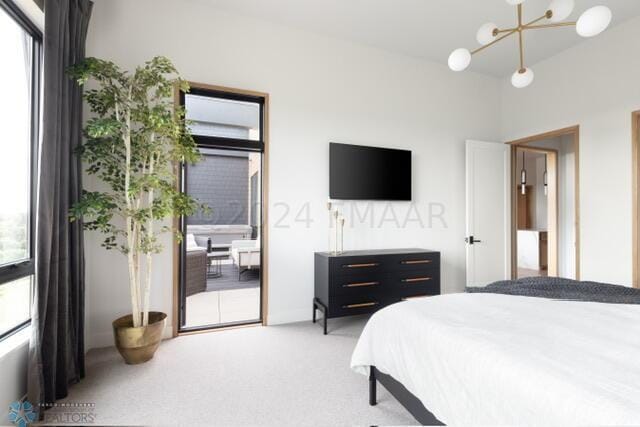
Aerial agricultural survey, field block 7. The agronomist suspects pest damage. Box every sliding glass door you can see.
[178,86,265,333]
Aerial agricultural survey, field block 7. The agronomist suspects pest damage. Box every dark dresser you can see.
[313,248,440,334]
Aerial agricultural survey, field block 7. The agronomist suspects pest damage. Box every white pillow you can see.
[186,234,198,250]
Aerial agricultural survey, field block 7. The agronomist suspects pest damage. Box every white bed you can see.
[351,293,640,425]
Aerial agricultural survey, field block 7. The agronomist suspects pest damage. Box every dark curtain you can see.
[28,0,93,409]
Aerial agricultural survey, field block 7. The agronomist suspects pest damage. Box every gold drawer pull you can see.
[343,263,379,268]
[402,294,431,301]
[401,260,432,265]
[343,281,379,288]
[342,302,379,309]
[401,277,432,283]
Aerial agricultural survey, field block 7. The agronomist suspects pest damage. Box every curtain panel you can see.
[28,0,92,410]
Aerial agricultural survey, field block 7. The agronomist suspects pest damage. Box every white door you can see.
[465,140,511,287]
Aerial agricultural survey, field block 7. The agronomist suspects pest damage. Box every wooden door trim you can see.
[506,126,579,146]
[172,82,270,337]
[506,126,580,280]
[632,111,640,288]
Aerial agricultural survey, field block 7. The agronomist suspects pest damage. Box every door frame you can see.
[632,111,640,288]
[172,82,270,337]
[512,146,559,277]
[505,125,580,280]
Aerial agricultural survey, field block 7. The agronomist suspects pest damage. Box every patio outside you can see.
[183,147,262,329]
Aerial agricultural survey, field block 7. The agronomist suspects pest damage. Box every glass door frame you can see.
[174,83,268,335]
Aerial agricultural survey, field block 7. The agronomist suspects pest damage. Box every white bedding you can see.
[351,293,640,425]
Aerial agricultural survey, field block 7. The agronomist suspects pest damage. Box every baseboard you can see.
[88,309,312,348]
[86,324,174,352]
[266,308,310,325]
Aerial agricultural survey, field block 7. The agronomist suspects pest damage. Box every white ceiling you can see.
[208,0,640,77]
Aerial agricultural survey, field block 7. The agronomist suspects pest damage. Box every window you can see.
[0,0,41,340]
[185,94,261,141]
[182,88,264,151]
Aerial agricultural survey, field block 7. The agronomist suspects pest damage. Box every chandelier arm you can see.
[518,30,524,71]
[497,11,548,35]
[523,13,550,28]
[496,27,518,34]
[517,4,523,27]
[470,29,517,55]
[517,4,525,71]
[524,22,577,30]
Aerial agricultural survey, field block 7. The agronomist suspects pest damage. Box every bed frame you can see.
[369,366,444,426]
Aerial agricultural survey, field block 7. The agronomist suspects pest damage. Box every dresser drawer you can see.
[329,256,386,277]
[330,275,387,297]
[328,293,387,318]
[386,252,440,272]
[388,273,440,295]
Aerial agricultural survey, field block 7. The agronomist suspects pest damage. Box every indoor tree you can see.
[69,56,203,327]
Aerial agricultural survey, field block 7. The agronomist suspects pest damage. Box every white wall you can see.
[84,0,502,348]
[501,16,640,286]
[0,329,29,422]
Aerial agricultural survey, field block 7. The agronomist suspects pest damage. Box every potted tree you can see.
[69,57,202,364]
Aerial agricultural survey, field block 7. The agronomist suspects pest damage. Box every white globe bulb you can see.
[448,48,471,72]
[511,68,535,88]
[506,0,526,5]
[548,0,574,23]
[476,23,498,45]
[576,6,612,38]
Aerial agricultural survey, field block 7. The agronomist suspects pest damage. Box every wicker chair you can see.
[185,248,207,297]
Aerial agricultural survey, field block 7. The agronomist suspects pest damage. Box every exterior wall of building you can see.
[187,151,249,226]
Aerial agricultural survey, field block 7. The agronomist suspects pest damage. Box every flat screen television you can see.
[330,143,412,201]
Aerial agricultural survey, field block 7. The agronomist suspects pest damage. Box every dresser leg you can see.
[313,298,329,334]
[312,300,316,323]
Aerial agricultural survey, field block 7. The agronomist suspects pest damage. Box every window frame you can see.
[0,0,42,341]
[180,87,265,153]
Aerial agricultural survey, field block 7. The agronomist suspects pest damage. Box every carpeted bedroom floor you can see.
[59,316,416,426]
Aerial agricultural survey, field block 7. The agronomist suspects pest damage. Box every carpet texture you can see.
[58,317,416,426]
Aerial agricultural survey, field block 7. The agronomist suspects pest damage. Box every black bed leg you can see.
[369,366,377,406]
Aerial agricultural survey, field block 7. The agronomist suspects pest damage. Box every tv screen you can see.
[330,143,412,201]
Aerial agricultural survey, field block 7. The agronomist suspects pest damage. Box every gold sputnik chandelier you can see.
[448,0,612,88]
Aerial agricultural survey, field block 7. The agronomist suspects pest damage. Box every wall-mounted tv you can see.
[330,142,412,201]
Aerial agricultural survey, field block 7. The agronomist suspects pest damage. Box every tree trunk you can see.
[122,93,141,327]
[142,154,155,326]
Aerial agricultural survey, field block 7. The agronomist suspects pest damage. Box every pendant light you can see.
[543,155,548,196]
[448,0,612,88]
[576,6,612,38]
[520,151,527,195]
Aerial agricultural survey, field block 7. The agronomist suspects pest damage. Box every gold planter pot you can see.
[112,311,167,364]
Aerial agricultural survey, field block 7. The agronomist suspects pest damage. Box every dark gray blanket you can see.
[466,276,640,305]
